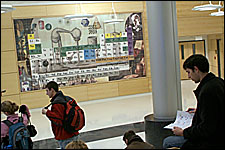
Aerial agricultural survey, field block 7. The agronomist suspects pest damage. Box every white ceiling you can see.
[1,1,123,6]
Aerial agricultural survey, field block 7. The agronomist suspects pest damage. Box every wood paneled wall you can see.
[1,1,224,109]
[207,34,224,78]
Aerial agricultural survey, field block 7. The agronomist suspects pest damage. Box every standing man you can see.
[163,54,224,149]
[42,81,79,149]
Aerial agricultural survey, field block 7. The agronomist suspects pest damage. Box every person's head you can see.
[1,101,19,116]
[65,140,88,149]
[183,54,209,83]
[45,81,58,98]
[123,130,136,145]
[135,63,144,77]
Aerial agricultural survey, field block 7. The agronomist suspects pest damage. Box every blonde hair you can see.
[1,101,19,115]
[65,140,88,149]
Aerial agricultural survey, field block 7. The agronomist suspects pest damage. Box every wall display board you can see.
[14,13,146,92]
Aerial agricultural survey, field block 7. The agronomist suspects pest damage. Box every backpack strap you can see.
[44,103,52,109]
[2,120,13,127]
[45,95,72,109]
[3,116,24,127]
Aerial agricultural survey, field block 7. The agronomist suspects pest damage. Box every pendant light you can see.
[210,8,224,16]
[192,1,223,11]
[210,1,224,16]
[104,2,124,24]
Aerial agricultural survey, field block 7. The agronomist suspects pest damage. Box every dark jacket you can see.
[125,135,155,149]
[46,91,78,140]
[182,73,224,149]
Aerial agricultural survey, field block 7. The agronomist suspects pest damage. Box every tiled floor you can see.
[1,79,198,149]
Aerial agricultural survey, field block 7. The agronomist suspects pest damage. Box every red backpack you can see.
[46,96,85,133]
[63,97,85,133]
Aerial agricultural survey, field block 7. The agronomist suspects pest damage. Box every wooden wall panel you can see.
[1,1,224,109]
[113,1,144,13]
[207,34,224,79]
[176,1,224,18]
[1,29,16,51]
[177,17,224,37]
[1,51,18,73]
[118,78,149,96]
[81,1,143,14]
[1,12,13,29]
[46,1,144,17]
[60,85,88,102]
[12,6,47,18]
[82,3,113,14]
[20,90,48,109]
[220,34,224,78]
[46,5,77,16]
[1,95,21,106]
[1,73,20,95]
[87,82,119,100]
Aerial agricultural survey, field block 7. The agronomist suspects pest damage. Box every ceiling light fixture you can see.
[63,2,94,20]
[192,1,223,11]
[104,2,124,24]
[210,8,224,16]
[1,4,16,14]
[64,14,94,20]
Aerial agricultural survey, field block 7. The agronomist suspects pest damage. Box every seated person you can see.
[123,130,155,149]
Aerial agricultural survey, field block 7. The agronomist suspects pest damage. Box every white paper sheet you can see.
[164,110,194,130]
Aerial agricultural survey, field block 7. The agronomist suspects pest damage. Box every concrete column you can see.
[144,2,182,148]
[146,1,182,120]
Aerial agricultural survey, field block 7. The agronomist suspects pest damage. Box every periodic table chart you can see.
[14,13,145,91]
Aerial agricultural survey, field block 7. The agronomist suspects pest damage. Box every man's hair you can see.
[123,130,136,143]
[183,54,209,73]
[45,81,59,92]
[65,140,88,149]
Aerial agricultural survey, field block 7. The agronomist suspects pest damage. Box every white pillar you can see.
[146,1,182,119]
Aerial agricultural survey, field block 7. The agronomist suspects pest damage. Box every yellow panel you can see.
[12,6,47,18]
[195,41,205,54]
[1,29,16,51]
[46,4,77,16]
[61,1,144,15]
[118,78,150,96]
[179,42,193,79]
[77,3,114,14]
[177,17,224,37]
[1,12,13,29]
[87,82,119,100]
[20,90,49,109]
[1,73,20,95]
[176,1,220,18]
[148,78,152,92]
[1,94,21,106]
[207,34,224,78]
[60,85,88,102]
[114,1,144,13]
[210,65,218,76]
[1,51,18,73]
